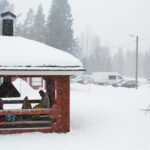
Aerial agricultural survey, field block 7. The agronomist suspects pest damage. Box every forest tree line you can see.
[0,0,150,78]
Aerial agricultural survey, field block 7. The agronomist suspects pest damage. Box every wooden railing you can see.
[3,99,40,104]
[0,108,53,115]
[0,100,58,134]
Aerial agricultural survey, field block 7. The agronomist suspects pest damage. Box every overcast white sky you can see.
[8,0,150,53]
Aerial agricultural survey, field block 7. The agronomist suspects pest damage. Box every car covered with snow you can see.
[112,79,125,87]
[71,75,93,84]
[113,80,138,88]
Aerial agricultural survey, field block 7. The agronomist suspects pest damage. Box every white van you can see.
[92,72,123,85]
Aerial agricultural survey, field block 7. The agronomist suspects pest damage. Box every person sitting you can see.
[33,90,50,119]
[0,99,16,127]
[0,98,6,128]
[21,96,32,121]
[34,90,50,109]
[0,98,3,110]
[22,96,32,109]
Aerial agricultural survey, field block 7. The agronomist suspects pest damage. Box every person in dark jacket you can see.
[0,98,6,127]
[0,98,3,110]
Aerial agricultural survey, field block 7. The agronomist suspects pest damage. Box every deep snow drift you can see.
[0,81,150,150]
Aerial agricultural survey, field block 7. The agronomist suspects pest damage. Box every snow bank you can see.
[0,82,150,150]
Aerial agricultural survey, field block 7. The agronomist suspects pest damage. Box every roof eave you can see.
[0,69,85,76]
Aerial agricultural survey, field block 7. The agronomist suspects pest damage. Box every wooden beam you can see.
[0,70,85,76]
[0,127,54,134]
[0,120,53,126]
[3,100,40,104]
[0,109,53,115]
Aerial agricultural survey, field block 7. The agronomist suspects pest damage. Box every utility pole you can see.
[135,36,138,89]
[130,34,139,89]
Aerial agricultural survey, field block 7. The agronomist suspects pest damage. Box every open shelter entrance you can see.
[0,75,70,134]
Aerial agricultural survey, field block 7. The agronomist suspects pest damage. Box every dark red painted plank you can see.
[0,109,53,115]
[0,121,52,125]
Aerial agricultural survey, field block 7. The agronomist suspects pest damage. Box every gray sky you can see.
[8,0,150,53]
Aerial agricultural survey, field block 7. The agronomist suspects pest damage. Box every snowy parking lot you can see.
[0,82,150,150]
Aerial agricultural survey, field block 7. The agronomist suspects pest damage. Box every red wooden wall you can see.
[48,76,70,132]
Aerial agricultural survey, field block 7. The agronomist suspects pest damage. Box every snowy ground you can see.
[0,81,150,150]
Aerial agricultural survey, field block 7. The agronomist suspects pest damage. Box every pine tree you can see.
[112,48,124,75]
[138,52,145,77]
[33,4,45,43]
[78,30,92,73]
[124,50,135,77]
[14,23,23,36]
[144,50,150,77]
[0,0,14,14]
[46,0,74,53]
[22,8,35,39]
[90,35,112,72]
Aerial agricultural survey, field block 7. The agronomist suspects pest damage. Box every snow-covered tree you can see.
[0,0,14,13]
[46,0,74,54]
[32,4,45,43]
[143,50,150,77]
[79,33,112,73]
[138,52,145,77]
[124,50,136,77]
[14,23,23,36]
[22,8,35,39]
[112,48,124,75]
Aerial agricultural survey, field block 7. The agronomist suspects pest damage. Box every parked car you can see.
[121,80,137,88]
[71,75,93,84]
[112,79,125,87]
[147,77,150,84]
[112,79,138,88]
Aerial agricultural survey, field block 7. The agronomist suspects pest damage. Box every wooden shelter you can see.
[0,12,85,134]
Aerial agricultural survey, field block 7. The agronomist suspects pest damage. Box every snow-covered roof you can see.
[0,36,85,76]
